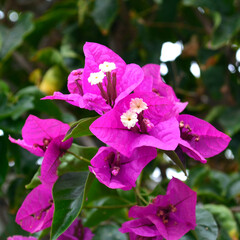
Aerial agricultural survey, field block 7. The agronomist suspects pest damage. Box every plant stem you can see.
[66,150,90,164]
[133,188,148,205]
[84,203,136,209]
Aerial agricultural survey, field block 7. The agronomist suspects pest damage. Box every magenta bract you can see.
[178,114,231,163]
[7,237,37,240]
[16,184,54,233]
[9,115,71,156]
[119,178,197,240]
[90,92,180,157]
[135,64,188,114]
[42,42,144,115]
[58,219,94,240]
[89,146,157,190]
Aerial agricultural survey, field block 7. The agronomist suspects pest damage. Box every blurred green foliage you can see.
[0,0,240,239]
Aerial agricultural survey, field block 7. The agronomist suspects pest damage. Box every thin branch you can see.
[66,150,90,164]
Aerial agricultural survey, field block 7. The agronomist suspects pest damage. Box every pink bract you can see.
[178,114,231,163]
[9,115,71,156]
[58,218,94,240]
[90,92,180,157]
[119,178,197,240]
[7,236,37,240]
[42,42,144,115]
[89,146,157,190]
[135,64,188,114]
[16,184,54,233]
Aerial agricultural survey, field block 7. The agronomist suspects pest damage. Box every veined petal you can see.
[16,184,54,233]
[22,115,70,146]
[178,114,231,158]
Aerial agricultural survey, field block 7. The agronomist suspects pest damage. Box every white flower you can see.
[120,110,138,129]
[130,98,148,114]
[88,71,105,85]
[99,61,116,72]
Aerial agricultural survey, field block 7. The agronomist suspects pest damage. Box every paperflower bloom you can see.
[135,64,188,114]
[7,237,37,240]
[89,146,157,190]
[8,219,93,240]
[42,42,144,115]
[58,218,94,240]
[177,114,231,163]
[119,178,197,240]
[9,115,73,186]
[90,92,180,157]
[15,184,54,233]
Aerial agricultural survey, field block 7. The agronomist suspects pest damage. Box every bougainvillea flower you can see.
[89,146,157,190]
[42,42,144,115]
[135,64,187,114]
[16,184,54,233]
[39,135,73,187]
[7,236,37,240]
[129,232,163,240]
[58,218,94,240]
[9,115,71,157]
[90,92,180,157]
[178,114,231,163]
[119,178,197,240]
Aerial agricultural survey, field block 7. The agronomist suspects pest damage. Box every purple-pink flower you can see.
[15,184,54,233]
[7,236,37,240]
[9,115,71,157]
[119,178,197,240]
[135,64,188,114]
[9,115,73,186]
[89,146,157,190]
[42,42,144,115]
[58,218,94,240]
[90,92,180,157]
[8,219,93,240]
[177,114,231,163]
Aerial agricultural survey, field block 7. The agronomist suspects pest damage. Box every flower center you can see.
[33,138,51,151]
[88,71,105,85]
[157,204,177,224]
[72,69,83,95]
[120,98,154,133]
[130,98,148,114]
[105,152,121,176]
[88,62,118,107]
[121,110,138,129]
[179,120,200,142]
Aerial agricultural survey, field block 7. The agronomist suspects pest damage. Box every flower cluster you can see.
[9,42,231,239]
[9,116,93,239]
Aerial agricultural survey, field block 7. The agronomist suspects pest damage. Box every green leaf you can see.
[93,224,128,240]
[92,0,119,33]
[16,86,63,120]
[0,135,8,186]
[0,13,34,60]
[226,177,240,199]
[58,143,98,175]
[204,204,239,240]
[194,207,218,240]
[219,107,240,136]
[51,171,89,240]
[63,116,99,141]
[84,196,128,227]
[32,47,64,66]
[0,95,34,120]
[180,207,218,240]
[25,166,41,190]
[78,0,90,25]
[40,65,67,95]
[212,14,240,49]
[163,150,187,176]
